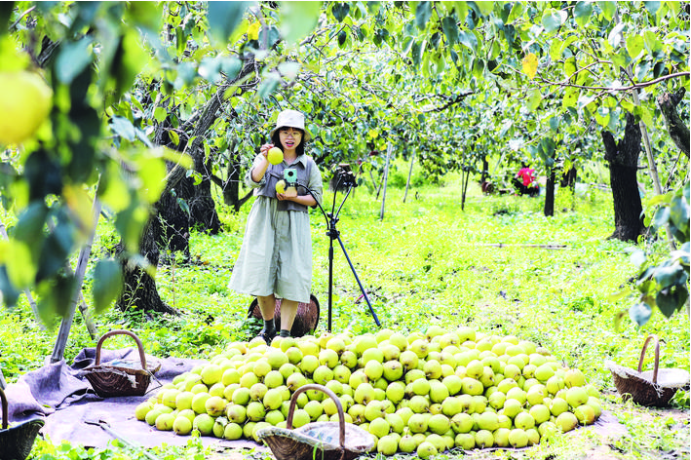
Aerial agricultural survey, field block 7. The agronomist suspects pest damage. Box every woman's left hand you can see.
[276,193,292,202]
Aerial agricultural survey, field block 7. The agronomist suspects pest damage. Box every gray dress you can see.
[228,154,323,303]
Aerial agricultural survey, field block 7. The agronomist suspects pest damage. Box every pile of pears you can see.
[135,326,602,457]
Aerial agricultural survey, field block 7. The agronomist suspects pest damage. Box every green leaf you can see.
[455,2,468,23]
[154,106,167,123]
[473,58,484,77]
[331,2,350,22]
[411,40,426,68]
[199,56,223,84]
[626,35,645,59]
[541,8,567,33]
[0,266,21,307]
[98,164,131,213]
[207,2,249,45]
[55,37,94,84]
[168,130,180,147]
[656,286,688,318]
[527,89,543,111]
[644,30,663,53]
[669,195,690,235]
[115,30,149,99]
[634,106,653,127]
[562,87,579,109]
[574,2,593,27]
[563,57,576,78]
[111,116,136,141]
[258,75,280,99]
[629,302,652,327]
[549,40,563,61]
[5,241,35,289]
[458,30,477,51]
[92,259,123,314]
[115,200,148,253]
[126,1,161,32]
[653,264,686,288]
[474,1,494,16]
[505,2,522,23]
[14,202,48,245]
[279,1,322,44]
[37,274,75,321]
[652,205,671,231]
[441,16,459,45]
[599,1,616,21]
[416,2,432,30]
[594,107,610,127]
[136,156,167,203]
[644,1,661,17]
[620,98,635,113]
[647,191,673,207]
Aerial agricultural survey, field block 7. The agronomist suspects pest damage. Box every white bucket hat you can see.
[270,109,311,141]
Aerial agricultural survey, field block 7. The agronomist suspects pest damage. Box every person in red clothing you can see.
[514,163,540,196]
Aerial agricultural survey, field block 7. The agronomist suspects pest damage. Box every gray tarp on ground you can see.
[4,348,264,450]
[4,347,627,451]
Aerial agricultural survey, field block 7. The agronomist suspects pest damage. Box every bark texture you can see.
[657,89,689,155]
[602,113,644,242]
[115,217,180,314]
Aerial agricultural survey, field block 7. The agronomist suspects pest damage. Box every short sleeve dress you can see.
[228,154,323,304]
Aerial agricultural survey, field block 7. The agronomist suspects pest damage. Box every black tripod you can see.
[300,169,380,332]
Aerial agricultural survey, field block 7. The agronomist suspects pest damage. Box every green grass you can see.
[1,176,688,460]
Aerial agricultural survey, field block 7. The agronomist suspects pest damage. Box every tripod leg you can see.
[328,239,334,332]
[336,235,381,327]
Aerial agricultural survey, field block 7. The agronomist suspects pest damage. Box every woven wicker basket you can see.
[248,294,320,338]
[606,334,690,407]
[82,330,161,398]
[257,384,374,460]
[0,387,44,460]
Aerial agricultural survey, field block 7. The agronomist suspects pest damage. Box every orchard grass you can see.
[1,174,688,460]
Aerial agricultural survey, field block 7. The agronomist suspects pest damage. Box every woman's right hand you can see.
[259,143,274,159]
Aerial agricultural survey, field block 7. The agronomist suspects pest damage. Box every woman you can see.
[229,109,323,343]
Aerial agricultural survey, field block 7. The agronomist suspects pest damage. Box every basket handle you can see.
[94,330,147,371]
[286,384,345,456]
[637,334,660,384]
[0,386,7,430]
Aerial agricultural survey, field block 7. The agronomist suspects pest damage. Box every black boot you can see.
[258,318,276,344]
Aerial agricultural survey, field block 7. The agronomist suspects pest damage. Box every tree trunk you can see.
[481,156,489,184]
[209,150,253,212]
[116,54,257,314]
[403,151,415,203]
[188,154,222,234]
[561,166,577,189]
[461,166,471,211]
[544,167,556,217]
[602,113,644,242]
[379,144,392,221]
[657,89,689,156]
[115,215,180,314]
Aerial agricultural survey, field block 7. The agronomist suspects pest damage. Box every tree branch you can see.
[536,71,690,92]
[421,91,475,113]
